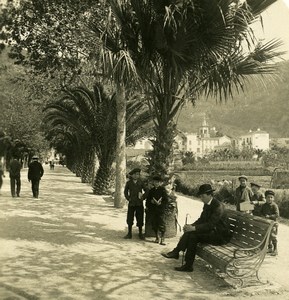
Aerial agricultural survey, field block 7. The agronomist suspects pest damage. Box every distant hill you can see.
[177,61,289,138]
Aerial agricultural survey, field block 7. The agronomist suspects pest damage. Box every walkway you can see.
[0,165,288,300]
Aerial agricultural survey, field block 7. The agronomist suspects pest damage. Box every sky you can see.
[257,0,289,59]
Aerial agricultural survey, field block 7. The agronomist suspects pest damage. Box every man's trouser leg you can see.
[16,177,21,196]
[10,177,16,197]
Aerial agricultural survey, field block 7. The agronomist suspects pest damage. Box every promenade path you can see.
[0,165,288,300]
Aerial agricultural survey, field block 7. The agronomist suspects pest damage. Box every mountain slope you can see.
[177,61,289,138]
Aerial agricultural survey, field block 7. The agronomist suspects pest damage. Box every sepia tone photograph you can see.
[0,1,289,299]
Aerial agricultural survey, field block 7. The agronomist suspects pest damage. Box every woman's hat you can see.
[197,184,215,196]
[129,168,141,175]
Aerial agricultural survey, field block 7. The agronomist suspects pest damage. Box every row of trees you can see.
[0,0,284,207]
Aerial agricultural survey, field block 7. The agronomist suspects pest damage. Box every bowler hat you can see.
[32,155,39,160]
[238,175,248,180]
[129,168,141,175]
[250,182,261,188]
[197,184,215,196]
[152,175,163,182]
[265,190,275,197]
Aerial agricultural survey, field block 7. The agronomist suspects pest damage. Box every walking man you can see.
[28,156,44,198]
[9,156,21,197]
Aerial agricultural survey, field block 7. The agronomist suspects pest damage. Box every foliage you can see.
[101,0,284,177]
[262,146,289,169]
[44,83,153,193]
[181,151,195,165]
[0,51,50,159]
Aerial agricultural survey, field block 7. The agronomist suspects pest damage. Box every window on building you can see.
[197,148,200,153]
[189,141,191,145]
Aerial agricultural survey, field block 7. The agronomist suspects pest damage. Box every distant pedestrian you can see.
[28,156,44,198]
[124,168,146,240]
[260,190,279,256]
[146,175,169,245]
[9,156,21,197]
[49,160,55,170]
[235,175,253,212]
[0,164,5,193]
[250,182,265,216]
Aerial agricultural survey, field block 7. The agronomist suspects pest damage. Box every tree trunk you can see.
[114,84,126,208]
[93,161,112,195]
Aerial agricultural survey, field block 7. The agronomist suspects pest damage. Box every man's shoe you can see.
[174,264,193,272]
[161,251,179,259]
[124,233,132,239]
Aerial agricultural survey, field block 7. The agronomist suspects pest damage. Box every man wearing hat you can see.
[161,184,232,272]
[235,175,253,212]
[260,190,279,256]
[124,168,146,239]
[9,156,22,197]
[28,156,44,198]
[250,182,265,216]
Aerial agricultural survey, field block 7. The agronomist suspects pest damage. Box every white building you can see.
[133,138,153,150]
[239,129,270,151]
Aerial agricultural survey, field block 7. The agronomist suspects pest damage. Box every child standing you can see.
[146,175,168,245]
[124,168,146,240]
[260,190,279,256]
[250,182,265,216]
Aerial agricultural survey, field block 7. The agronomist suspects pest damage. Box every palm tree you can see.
[101,0,284,176]
[44,82,152,194]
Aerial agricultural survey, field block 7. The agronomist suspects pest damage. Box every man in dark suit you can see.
[161,184,232,272]
[28,156,44,198]
[9,156,22,197]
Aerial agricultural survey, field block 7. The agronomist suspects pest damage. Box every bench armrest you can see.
[233,221,277,259]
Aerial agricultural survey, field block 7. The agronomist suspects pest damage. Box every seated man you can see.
[161,184,232,272]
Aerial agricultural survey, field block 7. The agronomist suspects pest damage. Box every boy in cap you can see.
[260,190,279,256]
[235,175,253,212]
[161,184,232,272]
[250,182,265,216]
[146,175,168,245]
[124,168,146,239]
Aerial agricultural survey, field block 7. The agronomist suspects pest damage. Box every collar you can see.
[207,198,213,205]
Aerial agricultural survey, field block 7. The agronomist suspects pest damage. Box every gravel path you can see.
[0,165,288,300]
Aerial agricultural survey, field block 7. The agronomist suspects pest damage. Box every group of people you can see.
[123,168,233,272]
[235,175,279,256]
[124,169,279,272]
[0,156,44,199]
[124,168,173,245]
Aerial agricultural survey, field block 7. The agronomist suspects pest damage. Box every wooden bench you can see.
[195,209,276,286]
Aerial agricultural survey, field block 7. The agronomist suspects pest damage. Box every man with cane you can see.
[161,184,232,272]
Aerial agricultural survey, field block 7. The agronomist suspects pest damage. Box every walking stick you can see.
[182,213,191,266]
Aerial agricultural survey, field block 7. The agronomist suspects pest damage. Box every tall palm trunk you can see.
[147,93,177,176]
[81,149,95,183]
[93,161,112,194]
[114,84,126,208]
